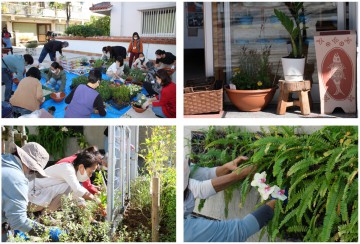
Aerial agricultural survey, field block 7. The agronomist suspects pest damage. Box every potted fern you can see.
[274,2,306,81]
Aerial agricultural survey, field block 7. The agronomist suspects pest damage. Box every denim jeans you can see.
[49,78,62,91]
[38,48,55,63]
[2,68,12,102]
[12,106,32,118]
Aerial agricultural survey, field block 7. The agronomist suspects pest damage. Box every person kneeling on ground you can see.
[132,52,148,71]
[27,151,105,217]
[148,69,176,118]
[2,142,63,241]
[64,69,106,118]
[184,157,277,242]
[106,56,124,82]
[46,62,66,92]
[10,67,44,117]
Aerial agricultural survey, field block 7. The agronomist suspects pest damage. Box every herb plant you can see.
[112,85,131,104]
[189,126,358,242]
[231,46,275,90]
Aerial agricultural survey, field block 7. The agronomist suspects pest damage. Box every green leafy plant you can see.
[274,2,306,58]
[128,84,142,97]
[25,42,38,48]
[97,81,113,102]
[112,85,131,104]
[231,46,276,90]
[71,75,88,88]
[129,68,145,83]
[93,59,104,69]
[188,126,358,242]
[132,94,147,108]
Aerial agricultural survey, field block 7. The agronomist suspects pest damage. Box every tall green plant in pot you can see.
[225,46,278,112]
[274,2,307,81]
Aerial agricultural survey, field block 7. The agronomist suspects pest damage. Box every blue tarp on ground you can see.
[13,71,148,118]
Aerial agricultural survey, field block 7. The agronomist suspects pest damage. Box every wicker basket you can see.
[184,78,223,115]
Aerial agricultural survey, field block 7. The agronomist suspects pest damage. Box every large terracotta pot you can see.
[225,85,276,112]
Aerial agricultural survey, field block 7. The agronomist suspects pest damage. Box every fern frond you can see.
[320,179,340,241]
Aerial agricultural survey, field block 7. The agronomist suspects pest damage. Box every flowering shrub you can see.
[189,126,358,241]
[231,46,275,90]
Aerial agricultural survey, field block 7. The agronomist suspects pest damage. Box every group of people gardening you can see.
[2,31,176,118]
[2,142,107,241]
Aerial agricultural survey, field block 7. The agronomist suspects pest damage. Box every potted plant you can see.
[89,57,96,64]
[131,94,148,113]
[111,85,131,110]
[97,81,113,102]
[225,46,278,112]
[128,84,142,99]
[274,2,307,81]
[25,41,38,56]
[80,57,88,66]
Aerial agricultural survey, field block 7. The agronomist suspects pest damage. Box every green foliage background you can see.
[189,126,358,242]
[65,16,110,37]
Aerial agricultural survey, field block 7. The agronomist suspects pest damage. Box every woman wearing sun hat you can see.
[2,142,63,241]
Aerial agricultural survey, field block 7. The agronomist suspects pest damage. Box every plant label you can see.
[229,84,236,90]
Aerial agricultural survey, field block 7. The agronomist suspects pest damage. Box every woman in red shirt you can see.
[150,69,176,118]
[127,32,143,68]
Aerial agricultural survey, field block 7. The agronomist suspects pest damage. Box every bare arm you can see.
[212,164,255,192]
[216,156,249,176]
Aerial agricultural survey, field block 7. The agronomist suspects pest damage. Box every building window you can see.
[141,7,176,37]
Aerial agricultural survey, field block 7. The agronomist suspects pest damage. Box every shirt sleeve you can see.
[139,41,143,53]
[82,179,99,195]
[36,81,43,103]
[190,165,217,181]
[188,178,216,199]
[2,177,39,232]
[65,85,77,104]
[57,164,88,198]
[127,42,132,53]
[59,71,67,92]
[152,89,168,107]
[93,94,106,116]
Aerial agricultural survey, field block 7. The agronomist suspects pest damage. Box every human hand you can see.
[94,109,99,114]
[48,227,65,242]
[225,156,249,171]
[14,230,30,241]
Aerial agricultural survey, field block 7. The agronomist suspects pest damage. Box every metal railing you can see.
[141,7,176,37]
[1,3,86,20]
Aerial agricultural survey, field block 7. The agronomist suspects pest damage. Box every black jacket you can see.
[44,40,63,55]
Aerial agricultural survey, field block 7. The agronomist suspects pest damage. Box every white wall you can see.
[62,38,175,61]
[110,2,176,37]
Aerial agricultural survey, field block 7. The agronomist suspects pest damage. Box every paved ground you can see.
[10,46,158,118]
[223,104,357,118]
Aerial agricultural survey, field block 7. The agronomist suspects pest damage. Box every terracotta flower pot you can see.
[132,103,147,113]
[50,92,66,103]
[225,85,276,112]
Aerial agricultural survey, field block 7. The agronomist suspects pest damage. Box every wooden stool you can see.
[277,80,311,115]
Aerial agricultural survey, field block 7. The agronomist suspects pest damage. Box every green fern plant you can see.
[188,126,358,242]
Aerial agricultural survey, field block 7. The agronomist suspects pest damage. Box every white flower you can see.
[258,184,275,201]
[251,171,267,188]
[271,185,287,201]
[61,127,68,132]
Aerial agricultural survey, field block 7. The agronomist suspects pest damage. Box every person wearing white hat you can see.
[184,157,277,242]
[2,142,63,241]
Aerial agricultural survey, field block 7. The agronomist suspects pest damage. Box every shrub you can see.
[71,75,88,88]
[65,25,104,37]
[112,85,131,103]
[189,126,358,242]
[97,82,113,102]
